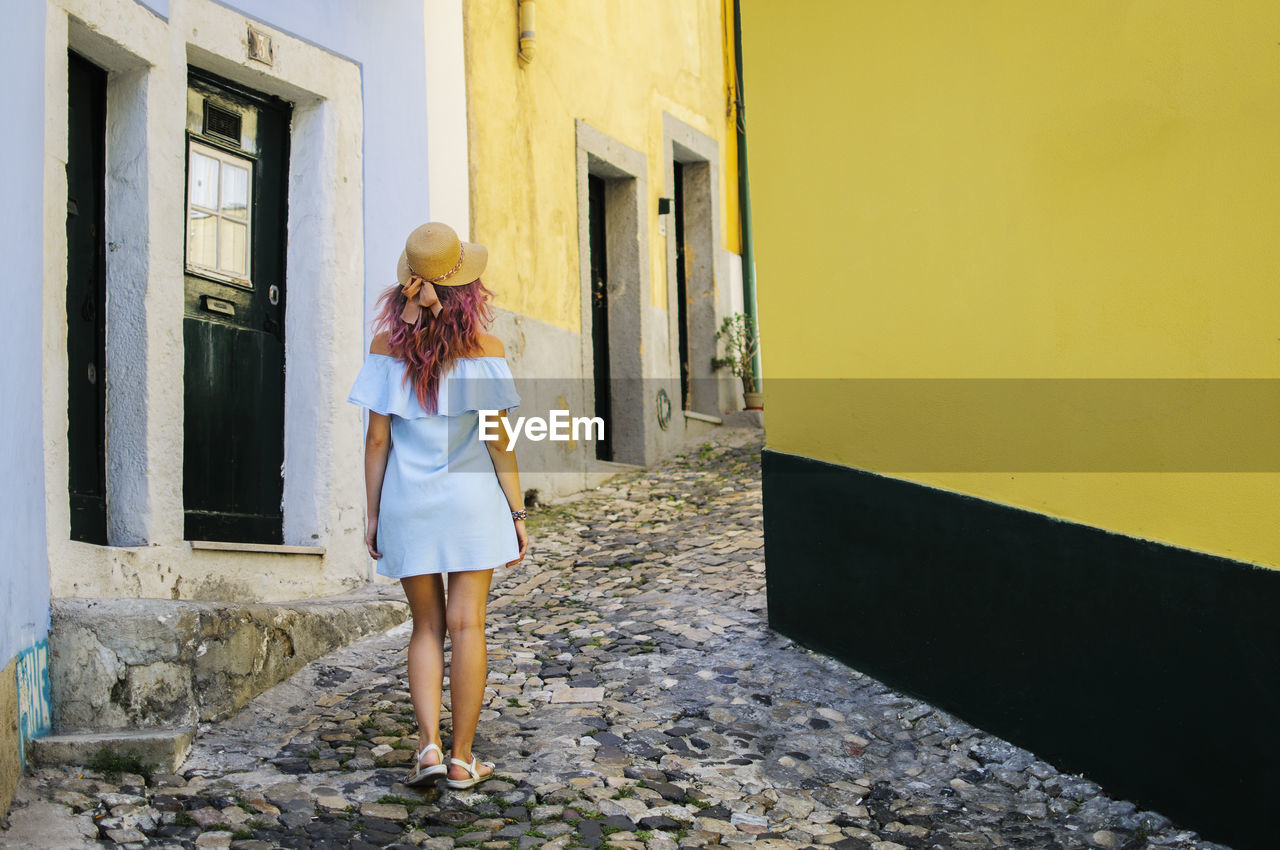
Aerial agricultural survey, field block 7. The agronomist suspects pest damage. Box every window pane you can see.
[188,209,218,269]
[221,162,249,219]
[189,152,219,209]
[220,219,248,276]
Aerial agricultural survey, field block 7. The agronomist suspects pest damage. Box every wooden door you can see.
[182,69,290,543]
[66,51,108,544]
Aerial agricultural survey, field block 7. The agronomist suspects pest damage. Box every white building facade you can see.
[0,0,470,812]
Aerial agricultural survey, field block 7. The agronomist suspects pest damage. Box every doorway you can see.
[577,122,647,465]
[588,174,613,461]
[673,160,691,410]
[666,135,719,418]
[66,51,108,545]
[182,68,291,543]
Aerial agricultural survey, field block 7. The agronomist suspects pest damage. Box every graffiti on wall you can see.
[15,638,51,765]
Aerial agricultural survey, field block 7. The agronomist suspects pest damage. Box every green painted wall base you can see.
[762,449,1278,850]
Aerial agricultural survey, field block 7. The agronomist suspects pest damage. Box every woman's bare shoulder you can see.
[474,332,505,357]
[370,332,392,355]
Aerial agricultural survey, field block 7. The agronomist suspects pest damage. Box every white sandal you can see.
[444,754,496,789]
[406,742,447,786]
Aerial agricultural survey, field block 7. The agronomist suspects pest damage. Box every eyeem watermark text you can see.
[478,410,604,448]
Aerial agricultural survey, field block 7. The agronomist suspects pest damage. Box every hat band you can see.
[409,245,466,285]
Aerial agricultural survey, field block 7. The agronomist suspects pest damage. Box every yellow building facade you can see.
[462,0,747,485]
[741,4,1279,850]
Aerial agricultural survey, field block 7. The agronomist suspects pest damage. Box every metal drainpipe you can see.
[732,0,762,394]
[518,0,536,64]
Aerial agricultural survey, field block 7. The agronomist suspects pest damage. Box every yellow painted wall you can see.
[742,1,1280,568]
[463,0,740,331]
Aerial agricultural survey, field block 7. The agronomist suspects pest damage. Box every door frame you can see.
[575,120,651,466]
[662,113,727,420]
[182,66,291,544]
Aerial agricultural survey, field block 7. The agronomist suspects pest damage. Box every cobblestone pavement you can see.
[3,426,1232,850]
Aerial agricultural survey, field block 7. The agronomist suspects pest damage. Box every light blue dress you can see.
[346,353,521,578]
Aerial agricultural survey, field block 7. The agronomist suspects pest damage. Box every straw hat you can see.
[396,222,488,322]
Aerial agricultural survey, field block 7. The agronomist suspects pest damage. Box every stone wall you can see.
[49,596,408,733]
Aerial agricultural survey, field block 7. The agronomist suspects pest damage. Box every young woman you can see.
[347,222,528,789]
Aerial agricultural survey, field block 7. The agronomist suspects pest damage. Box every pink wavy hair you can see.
[371,278,496,414]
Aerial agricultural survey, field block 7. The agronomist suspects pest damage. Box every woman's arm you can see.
[364,412,392,558]
[484,408,529,565]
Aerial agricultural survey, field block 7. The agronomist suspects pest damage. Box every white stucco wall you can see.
[142,0,474,345]
[20,0,471,603]
[423,0,472,242]
[39,0,376,602]
[0,0,52,667]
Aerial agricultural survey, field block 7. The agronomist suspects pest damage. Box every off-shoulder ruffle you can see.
[346,354,521,419]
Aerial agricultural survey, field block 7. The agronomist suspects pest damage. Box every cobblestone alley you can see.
[0,427,1232,850]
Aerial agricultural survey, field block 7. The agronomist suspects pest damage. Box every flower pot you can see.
[743,391,764,410]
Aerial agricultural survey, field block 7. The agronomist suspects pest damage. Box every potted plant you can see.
[712,312,763,409]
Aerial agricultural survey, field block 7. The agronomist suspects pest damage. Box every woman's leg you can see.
[401,574,447,768]
[445,568,495,780]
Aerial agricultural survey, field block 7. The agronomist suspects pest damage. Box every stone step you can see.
[49,590,409,735]
[27,727,196,774]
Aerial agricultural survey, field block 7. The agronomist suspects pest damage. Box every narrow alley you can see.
[2,427,1229,850]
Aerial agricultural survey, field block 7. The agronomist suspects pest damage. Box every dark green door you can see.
[183,69,290,543]
[66,51,108,545]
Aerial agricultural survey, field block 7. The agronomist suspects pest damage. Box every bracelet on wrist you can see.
[510,508,527,520]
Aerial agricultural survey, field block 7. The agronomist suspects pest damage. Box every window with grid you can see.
[186,140,254,285]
